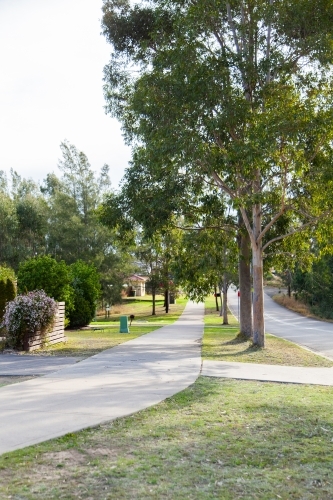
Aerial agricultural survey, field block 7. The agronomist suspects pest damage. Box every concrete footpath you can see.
[0,301,204,455]
[202,360,333,385]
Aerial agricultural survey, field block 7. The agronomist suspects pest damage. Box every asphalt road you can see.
[228,289,333,360]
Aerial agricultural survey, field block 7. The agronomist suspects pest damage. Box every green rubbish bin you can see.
[120,315,129,333]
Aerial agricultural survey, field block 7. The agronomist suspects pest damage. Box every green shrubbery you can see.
[68,261,101,327]
[17,256,101,327]
[291,256,333,320]
[17,256,74,311]
[0,265,16,323]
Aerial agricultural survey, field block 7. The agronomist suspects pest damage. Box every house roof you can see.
[128,274,149,282]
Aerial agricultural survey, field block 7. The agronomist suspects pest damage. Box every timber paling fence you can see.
[25,302,66,352]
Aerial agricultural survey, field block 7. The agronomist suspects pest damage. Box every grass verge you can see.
[0,376,39,388]
[1,377,333,499]
[96,296,188,324]
[29,326,162,358]
[204,297,333,367]
[12,297,188,358]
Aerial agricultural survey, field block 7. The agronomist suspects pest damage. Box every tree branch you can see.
[226,3,241,55]
[211,171,236,199]
[262,211,331,251]
[239,205,256,249]
[265,0,273,83]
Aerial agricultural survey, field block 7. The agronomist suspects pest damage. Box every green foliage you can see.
[0,265,16,283]
[68,261,101,327]
[5,278,16,302]
[0,266,16,322]
[0,280,6,322]
[17,256,74,312]
[291,255,333,319]
[0,145,136,307]
[102,0,333,344]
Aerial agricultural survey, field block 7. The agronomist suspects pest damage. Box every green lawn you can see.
[1,377,332,499]
[96,296,188,324]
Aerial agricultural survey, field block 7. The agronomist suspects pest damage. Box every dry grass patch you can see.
[204,295,333,367]
[24,326,162,358]
[203,327,333,367]
[1,377,333,499]
[273,294,315,317]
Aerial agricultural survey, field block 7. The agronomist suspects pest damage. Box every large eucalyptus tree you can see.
[102,0,333,345]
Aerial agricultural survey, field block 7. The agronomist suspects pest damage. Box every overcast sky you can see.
[0,0,130,189]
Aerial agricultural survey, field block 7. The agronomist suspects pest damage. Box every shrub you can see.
[17,255,74,312]
[0,280,6,320]
[69,295,93,327]
[68,261,101,327]
[1,290,57,350]
[0,265,16,322]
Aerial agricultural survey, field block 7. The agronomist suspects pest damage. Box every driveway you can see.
[228,289,333,360]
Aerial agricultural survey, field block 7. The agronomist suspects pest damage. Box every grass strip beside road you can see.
[1,377,333,499]
[204,297,333,367]
[32,326,162,358]
[0,376,39,389]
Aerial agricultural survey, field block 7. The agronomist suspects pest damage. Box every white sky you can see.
[0,0,130,189]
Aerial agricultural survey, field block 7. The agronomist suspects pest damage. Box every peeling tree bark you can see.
[252,201,265,346]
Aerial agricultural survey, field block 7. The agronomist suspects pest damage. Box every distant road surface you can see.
[228,289,333,360]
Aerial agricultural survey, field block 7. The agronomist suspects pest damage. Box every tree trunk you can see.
[238,225,252,338]
[214,285,219,311]
[219,286,223,316]
[152,288,156,315]
[252,203,265,346]
[164,289,169,313]
[222,274,228,325]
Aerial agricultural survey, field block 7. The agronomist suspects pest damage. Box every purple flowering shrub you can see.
[1,290,57,350]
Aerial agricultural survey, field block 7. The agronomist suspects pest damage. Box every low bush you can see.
[17,256,74,313]
[1,290,57,350]
[68,261,101,327]
[0,265,16,322]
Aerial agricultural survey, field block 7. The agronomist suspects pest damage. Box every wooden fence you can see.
[25,302,66,352]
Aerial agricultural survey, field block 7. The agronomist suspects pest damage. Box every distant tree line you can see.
[0,141,136,310]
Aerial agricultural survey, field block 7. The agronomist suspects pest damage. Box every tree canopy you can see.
[0,143,137,306]
[102,0,333,345]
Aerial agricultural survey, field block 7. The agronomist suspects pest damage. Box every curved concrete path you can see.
[0,301,204,455]
[228,289,333,360]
